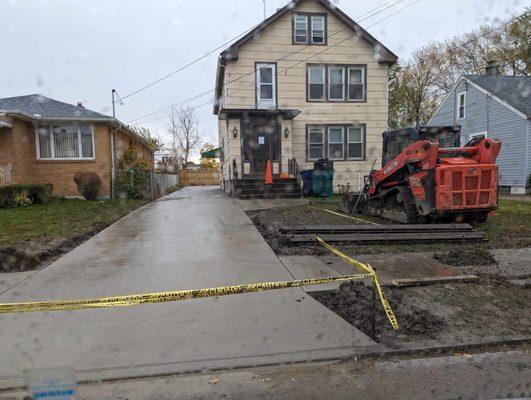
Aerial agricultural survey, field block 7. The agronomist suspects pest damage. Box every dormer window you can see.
[293,13,327,45]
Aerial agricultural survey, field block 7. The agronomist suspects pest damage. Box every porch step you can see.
[235,187,302,196]
[235,182,300,191]
[237,192,303,199]
[234,178,298,187]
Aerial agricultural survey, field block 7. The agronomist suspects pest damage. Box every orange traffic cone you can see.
[265,160,273,185]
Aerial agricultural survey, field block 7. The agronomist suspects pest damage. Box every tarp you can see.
[200,147,222,158]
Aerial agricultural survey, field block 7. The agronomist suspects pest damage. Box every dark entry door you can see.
[249,123,277,175]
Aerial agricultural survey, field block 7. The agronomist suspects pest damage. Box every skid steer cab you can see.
[360,126,501,223]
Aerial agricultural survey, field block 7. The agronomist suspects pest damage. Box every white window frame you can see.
[35,124,95,161]
[307,126,325,161]
[347,67,365,101]
[311,15,325,44]
[293,14,309,44]
[347,126,365,160]
[327,126,345,160]
[457,91,466,120]
[328,66,345,101]
[256,63,276,109]
[308,65,326,101]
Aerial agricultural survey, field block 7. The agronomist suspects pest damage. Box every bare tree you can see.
[168,108,202,167]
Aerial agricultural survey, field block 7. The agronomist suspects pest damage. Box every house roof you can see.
[0,94,152,148]
[464,75,531,117]
[0,94,112,121]
[214,0,398,114]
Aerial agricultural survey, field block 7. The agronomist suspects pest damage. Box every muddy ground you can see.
[249,203,531,347]
[311,278,530,348]
[0,224,106,273]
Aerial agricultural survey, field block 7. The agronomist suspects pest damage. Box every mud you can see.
[248,206,355,255]
[0,224,106,273]
[311,281,446,347]
[434,248,498,266]
[312,278,531,347]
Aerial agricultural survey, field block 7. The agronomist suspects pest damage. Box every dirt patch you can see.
[311,278,531,347]
[0,223,106,273]
[248,205,357,255]
[434,248,498,266]
[311,281,445,346]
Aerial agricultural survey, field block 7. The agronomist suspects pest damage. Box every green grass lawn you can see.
[0,198,148,248]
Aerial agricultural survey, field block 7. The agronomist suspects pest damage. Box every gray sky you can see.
[1,0,525,160]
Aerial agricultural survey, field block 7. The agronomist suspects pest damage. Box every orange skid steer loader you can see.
[344,126,501,223]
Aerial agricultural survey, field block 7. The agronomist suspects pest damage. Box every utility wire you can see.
[127,0,407,125]
[119,24,260,100]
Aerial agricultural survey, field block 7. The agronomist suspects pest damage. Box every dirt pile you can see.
[311,281,446,346]
[434,248,497,266]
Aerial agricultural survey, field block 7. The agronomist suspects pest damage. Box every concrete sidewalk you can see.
[0,187,373,389]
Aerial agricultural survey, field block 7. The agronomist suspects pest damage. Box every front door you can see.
[246,121,280,176]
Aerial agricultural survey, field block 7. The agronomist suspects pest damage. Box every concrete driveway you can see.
[0,187,373,388]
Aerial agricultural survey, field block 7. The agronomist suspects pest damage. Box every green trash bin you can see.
[312,159,334,197]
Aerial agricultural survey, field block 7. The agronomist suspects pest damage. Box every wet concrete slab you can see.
[279,255,359,292]
[322,252,462,286]
[0,187,374,389]
[0,271,37,295]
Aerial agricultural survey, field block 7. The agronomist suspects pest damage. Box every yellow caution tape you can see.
[309,206,378,225]
[315,236,400,330]
[0,274,370,315]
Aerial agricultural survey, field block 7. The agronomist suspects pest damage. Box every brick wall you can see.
[0,118,153,197]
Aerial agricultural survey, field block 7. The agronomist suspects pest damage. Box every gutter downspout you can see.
[525,121,530,192]
[110,127,116,199]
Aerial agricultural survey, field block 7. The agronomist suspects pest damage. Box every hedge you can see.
[0,184,53,208]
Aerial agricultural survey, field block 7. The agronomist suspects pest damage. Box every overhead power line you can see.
[127,0,408,125]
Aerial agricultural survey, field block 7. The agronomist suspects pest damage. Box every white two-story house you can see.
[214,0,397,197]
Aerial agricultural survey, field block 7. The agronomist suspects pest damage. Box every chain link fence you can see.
[113,170,178,200]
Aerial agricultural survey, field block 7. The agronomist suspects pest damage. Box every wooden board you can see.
[391,275,479,287]
[280,223,473,233]
[288,231,485,243]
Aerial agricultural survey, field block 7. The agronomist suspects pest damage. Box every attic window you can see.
[293,13,326,45]
[293,15,308,44]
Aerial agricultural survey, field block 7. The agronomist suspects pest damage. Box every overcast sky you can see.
[1,0,525,160]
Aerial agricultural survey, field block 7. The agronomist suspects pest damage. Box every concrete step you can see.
[236,192,303,199]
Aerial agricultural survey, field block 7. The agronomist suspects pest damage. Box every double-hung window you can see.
[307,124,365,161]
[329,67,345,101]
[457,91,466,120]
[293,13,326,45]
[308,126,325,160]
[348,67,365,101]
[347,126,364,160]
[328,127,344,160]
[308,65,325,101]
[311,15,325,44]
[36,125,94,160]
[308,64,366,102]
[256,63,276,109]
[293,15,308,44]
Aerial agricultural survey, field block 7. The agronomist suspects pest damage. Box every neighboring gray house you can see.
[429,64,530,194]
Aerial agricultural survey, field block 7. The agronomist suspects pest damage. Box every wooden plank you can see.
[391,275,479,287]
[288,231,485,243]
[280,223,473,233]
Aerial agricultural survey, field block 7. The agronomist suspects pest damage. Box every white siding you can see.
[220,0,390,190]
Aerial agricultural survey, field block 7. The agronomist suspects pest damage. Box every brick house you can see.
[0,94,154,198]
[214,0,397,197]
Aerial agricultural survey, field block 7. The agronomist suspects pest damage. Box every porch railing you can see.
[288,158,302,188]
